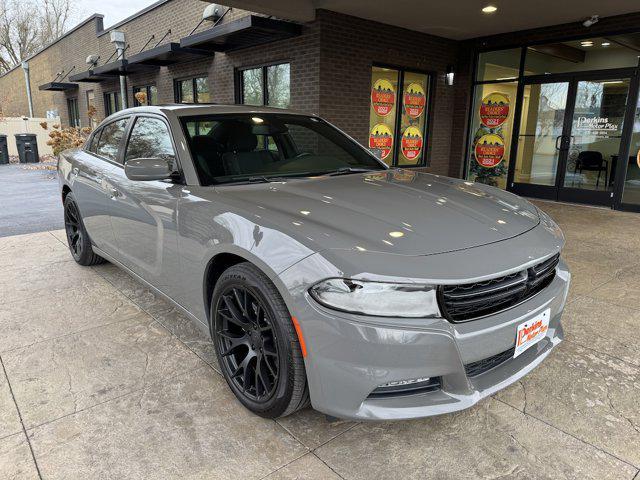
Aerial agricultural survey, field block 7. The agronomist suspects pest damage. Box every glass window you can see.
[88,128,101,153]
[623,93,640,205]
[96,118,129,162]
[67,98,80,127]
[181,114,384,185]
[124,117,175,166]
[242,68,263,106]
[465,82,517,188]
[195,77,210,103]
[133,85,158,106]
[476,48,522,82]
[86,90,97,128]
[525,37,640,76]
[176,77,209,103]
[239,63,290,108]
[267,63,290,108]
[369,66,431,167]
[104,92,121,116]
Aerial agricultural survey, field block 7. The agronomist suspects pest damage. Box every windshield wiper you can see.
[220,172,314,185]
[324,167,376,176]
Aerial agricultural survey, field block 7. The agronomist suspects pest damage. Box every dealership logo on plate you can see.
[479,92,510,128]
[474,133,505,168]
[369,123,394,160]
[401,126,423,160]
[403,83,426,118]
[371,79,396,116]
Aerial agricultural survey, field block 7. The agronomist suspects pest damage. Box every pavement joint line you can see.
[21,363,211,434]
[310,421,361,452]
[632,468,640,480]
[256,451,311,480]
[311,451,348,480]
[562,337,640,369]
[0,355,43,480]
[493,397,640,471]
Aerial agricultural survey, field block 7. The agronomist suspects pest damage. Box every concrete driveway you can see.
[0,201,639,479]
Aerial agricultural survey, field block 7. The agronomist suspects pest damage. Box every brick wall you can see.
[316,10,460,176]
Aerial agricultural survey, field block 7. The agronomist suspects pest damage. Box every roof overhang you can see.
[127,42,211,66]
[68,69,111,83]
[180,14,301,52]
[92,59,158,76]
[38,82,78,92]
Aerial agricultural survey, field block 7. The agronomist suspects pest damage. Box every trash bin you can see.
[15,134,39,164]
[0,135,8,165]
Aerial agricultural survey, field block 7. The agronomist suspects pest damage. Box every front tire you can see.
[211,262,309,418]
[63,193,105,266]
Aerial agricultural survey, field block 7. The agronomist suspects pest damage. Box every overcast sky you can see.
[75,0,158,28]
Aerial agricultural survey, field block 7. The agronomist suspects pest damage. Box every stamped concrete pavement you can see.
[0,201,638,479]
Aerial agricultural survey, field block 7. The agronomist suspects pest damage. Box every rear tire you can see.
[63,192,106,266]
[211,262,309,418]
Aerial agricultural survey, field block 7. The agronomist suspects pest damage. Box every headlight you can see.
[309,278,440,318]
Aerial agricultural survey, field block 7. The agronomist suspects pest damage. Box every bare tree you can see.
[0,0,77,74]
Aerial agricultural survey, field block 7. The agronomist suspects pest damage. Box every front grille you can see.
[438,254,560,323]
[465,347,515,377]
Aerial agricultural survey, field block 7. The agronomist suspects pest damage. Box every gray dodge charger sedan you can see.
[58,104,570,420]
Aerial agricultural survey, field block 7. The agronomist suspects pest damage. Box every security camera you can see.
[583,15,599,27]
[203,3,225,21]
[86,54,99,67]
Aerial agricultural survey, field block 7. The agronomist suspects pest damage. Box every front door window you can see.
[563,79,630,192]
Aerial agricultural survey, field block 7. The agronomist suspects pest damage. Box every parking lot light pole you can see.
[110,30,128,111]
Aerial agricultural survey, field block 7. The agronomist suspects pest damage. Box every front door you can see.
[509,74,633,206]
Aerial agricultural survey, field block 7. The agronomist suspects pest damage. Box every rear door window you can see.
[96,118,129,163]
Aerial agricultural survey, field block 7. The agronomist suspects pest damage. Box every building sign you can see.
[403,83,426,118]
[574,116,620,137]
[474,133,505,168]
[371,78,396,116]
[479,92,510,128]
[369,123,394,160]
[401,126,423,160]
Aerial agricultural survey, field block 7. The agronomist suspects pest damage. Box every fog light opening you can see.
[368,376,441,399]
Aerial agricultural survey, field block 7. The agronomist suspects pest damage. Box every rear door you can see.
[71,118,129,257]
[108,114,183,300]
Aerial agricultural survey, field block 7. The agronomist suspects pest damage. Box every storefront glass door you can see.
[509,74,633,206]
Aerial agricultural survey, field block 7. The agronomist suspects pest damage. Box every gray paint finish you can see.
[58,104,569,420]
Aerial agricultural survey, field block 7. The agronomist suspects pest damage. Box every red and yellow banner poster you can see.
[401,126,423,161]
[371,79,396,116]
[403,83,426,118]
[369,124,394,160]
[474,133,505,168]
[479,92,510,128]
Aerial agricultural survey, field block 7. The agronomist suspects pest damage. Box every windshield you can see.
[180,114,386,185]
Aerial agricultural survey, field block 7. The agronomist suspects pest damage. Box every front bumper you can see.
[282,258,570,421]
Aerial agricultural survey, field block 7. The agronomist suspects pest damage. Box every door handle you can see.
[555,136,562,150]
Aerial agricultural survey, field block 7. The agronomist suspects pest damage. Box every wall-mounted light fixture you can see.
[445,65,455,86]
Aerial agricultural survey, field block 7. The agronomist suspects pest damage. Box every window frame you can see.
[174,76,210,104]
[369,62,436,168]
[132,84,158,106]
[235,61,291,108]
[104,91,121,117]
[122,113,184,182]
[67,97,80,128]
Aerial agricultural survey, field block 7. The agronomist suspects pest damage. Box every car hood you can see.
[213,169,540,256]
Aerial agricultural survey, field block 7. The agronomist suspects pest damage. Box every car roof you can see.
[111,104,316,118]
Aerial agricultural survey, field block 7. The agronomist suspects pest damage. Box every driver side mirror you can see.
[124,157,173,181]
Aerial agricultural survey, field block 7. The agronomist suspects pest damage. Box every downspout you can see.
[21,61,34,118]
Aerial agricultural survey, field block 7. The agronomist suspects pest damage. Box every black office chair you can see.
[574,151,608,189]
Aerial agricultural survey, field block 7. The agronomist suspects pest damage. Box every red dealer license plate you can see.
[514,309,550,358]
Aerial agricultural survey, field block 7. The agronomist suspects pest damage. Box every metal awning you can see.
[68,69,111,83]
[38,82,78,91]
[179,15,301,52]
[92,59,158,77]
[127,42,210,66]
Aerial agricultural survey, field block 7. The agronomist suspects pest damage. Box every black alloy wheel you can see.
[215,285,280,401]
[211,263,309,418]
[63,193,105,266]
